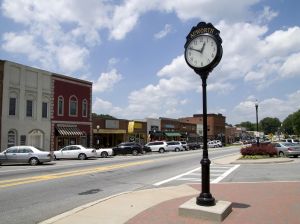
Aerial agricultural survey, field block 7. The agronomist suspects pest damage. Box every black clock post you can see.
[184,22,223,206]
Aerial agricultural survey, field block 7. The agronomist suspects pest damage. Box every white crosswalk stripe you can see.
[153,164,240,186]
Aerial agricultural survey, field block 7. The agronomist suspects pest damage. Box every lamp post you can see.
[255,100,259,147]
[96,125,100,148]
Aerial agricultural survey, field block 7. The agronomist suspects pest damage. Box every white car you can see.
[96,148,113,158]
[208,141,219,148]
[166,141,184,152]
[214,140,223,147]
[54,145,97,160]
[144,141,168,153]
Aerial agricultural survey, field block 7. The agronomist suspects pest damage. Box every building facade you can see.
[160,117,197,141]
[0,60,52,151]
[92,117,128,148]
[179,113,226,142]
[51,74,92,150]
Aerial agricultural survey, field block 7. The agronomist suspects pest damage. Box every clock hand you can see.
[188,47,202,53]
[200,42,206,53]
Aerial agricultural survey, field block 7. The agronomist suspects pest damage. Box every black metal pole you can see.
[255,104,259,147]
[196,73,215,206]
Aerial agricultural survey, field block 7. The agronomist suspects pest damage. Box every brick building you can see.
[179,113,226,142]
[51,74,92,150]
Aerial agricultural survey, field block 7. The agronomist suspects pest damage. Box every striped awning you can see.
[56,126,85,136]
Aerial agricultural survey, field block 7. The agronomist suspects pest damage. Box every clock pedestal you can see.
[197,72,215,206]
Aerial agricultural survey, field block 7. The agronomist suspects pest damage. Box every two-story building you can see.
[0,60,52,151]
[51,74,92,150]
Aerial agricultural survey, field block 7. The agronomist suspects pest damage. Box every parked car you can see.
[282,139,300,144]
[166,141,184,152]
[187,142,201,150]
[271,142,300,157]
[208,141,219,148]
[112,142,144,156]
[0,146,52,166]
[54,145,97,160]
[96,148,113,158]
[144,141,168,153]
[180,141,189,150]
[214,140,223,147]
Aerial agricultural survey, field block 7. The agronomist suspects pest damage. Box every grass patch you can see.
[239,155,278,160]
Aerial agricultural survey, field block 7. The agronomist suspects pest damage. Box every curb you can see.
[38,191,132,224]
[231,158,294,164]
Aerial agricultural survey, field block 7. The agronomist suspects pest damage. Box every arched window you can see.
[69,95,78,116]
[82,99,88,117]
[58,96,64,116]
[8,130,17,148]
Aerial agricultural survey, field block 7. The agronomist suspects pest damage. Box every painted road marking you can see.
[153,164,240,186]
[0,160,153,188]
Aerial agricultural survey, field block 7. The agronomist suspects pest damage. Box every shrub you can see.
[240,144,277,157]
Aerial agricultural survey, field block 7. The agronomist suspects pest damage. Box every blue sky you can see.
[1,0,300,125]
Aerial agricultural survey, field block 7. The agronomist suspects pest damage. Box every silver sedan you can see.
[0,146,52,166]
[272,142,300,158]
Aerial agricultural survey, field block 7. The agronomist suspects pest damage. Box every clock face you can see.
[185,35,218,69]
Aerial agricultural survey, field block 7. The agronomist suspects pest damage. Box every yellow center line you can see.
[0,160,153,188]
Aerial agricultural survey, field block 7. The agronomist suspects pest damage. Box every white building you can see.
[0,60,52,151]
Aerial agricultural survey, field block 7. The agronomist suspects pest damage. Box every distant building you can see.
[179,113,225,142]
[159,117,197,141]
[92,116,128,148]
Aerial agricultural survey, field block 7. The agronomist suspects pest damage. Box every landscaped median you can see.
[235,144,293,164]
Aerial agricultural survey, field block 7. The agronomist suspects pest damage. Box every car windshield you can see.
[282,142,295,147]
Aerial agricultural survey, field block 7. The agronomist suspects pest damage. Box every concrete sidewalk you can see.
[40,154,299,224]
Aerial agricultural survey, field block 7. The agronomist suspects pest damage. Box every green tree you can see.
[259,117,281,134]
[236,121,256,131]
[282,114,294,135]
[92,113,117,119]
[281,109,300,136]
[292,109,300,135]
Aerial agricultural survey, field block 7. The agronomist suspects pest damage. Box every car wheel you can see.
[279,151,284,157]
[29,157,39,166]
[78,153,87,160]
[53,155,58,160]
[175,148,179,152]
[132,149,138,156]
[159,148,165,153]
[101,151,109,158]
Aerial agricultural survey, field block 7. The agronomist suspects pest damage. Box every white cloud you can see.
[257,6,278,24]
[108,0,262,40]
[1,0,111,74]
[232,90,300,124]
[92,97,122,116]
[154,24,172,39]
[2,32,41,60]
[279,53,300,78]
[56,45,89,74]
[93,69,122,93]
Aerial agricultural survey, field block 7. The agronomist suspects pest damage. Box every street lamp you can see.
[96,125,100,148]
[255,100,259,147]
